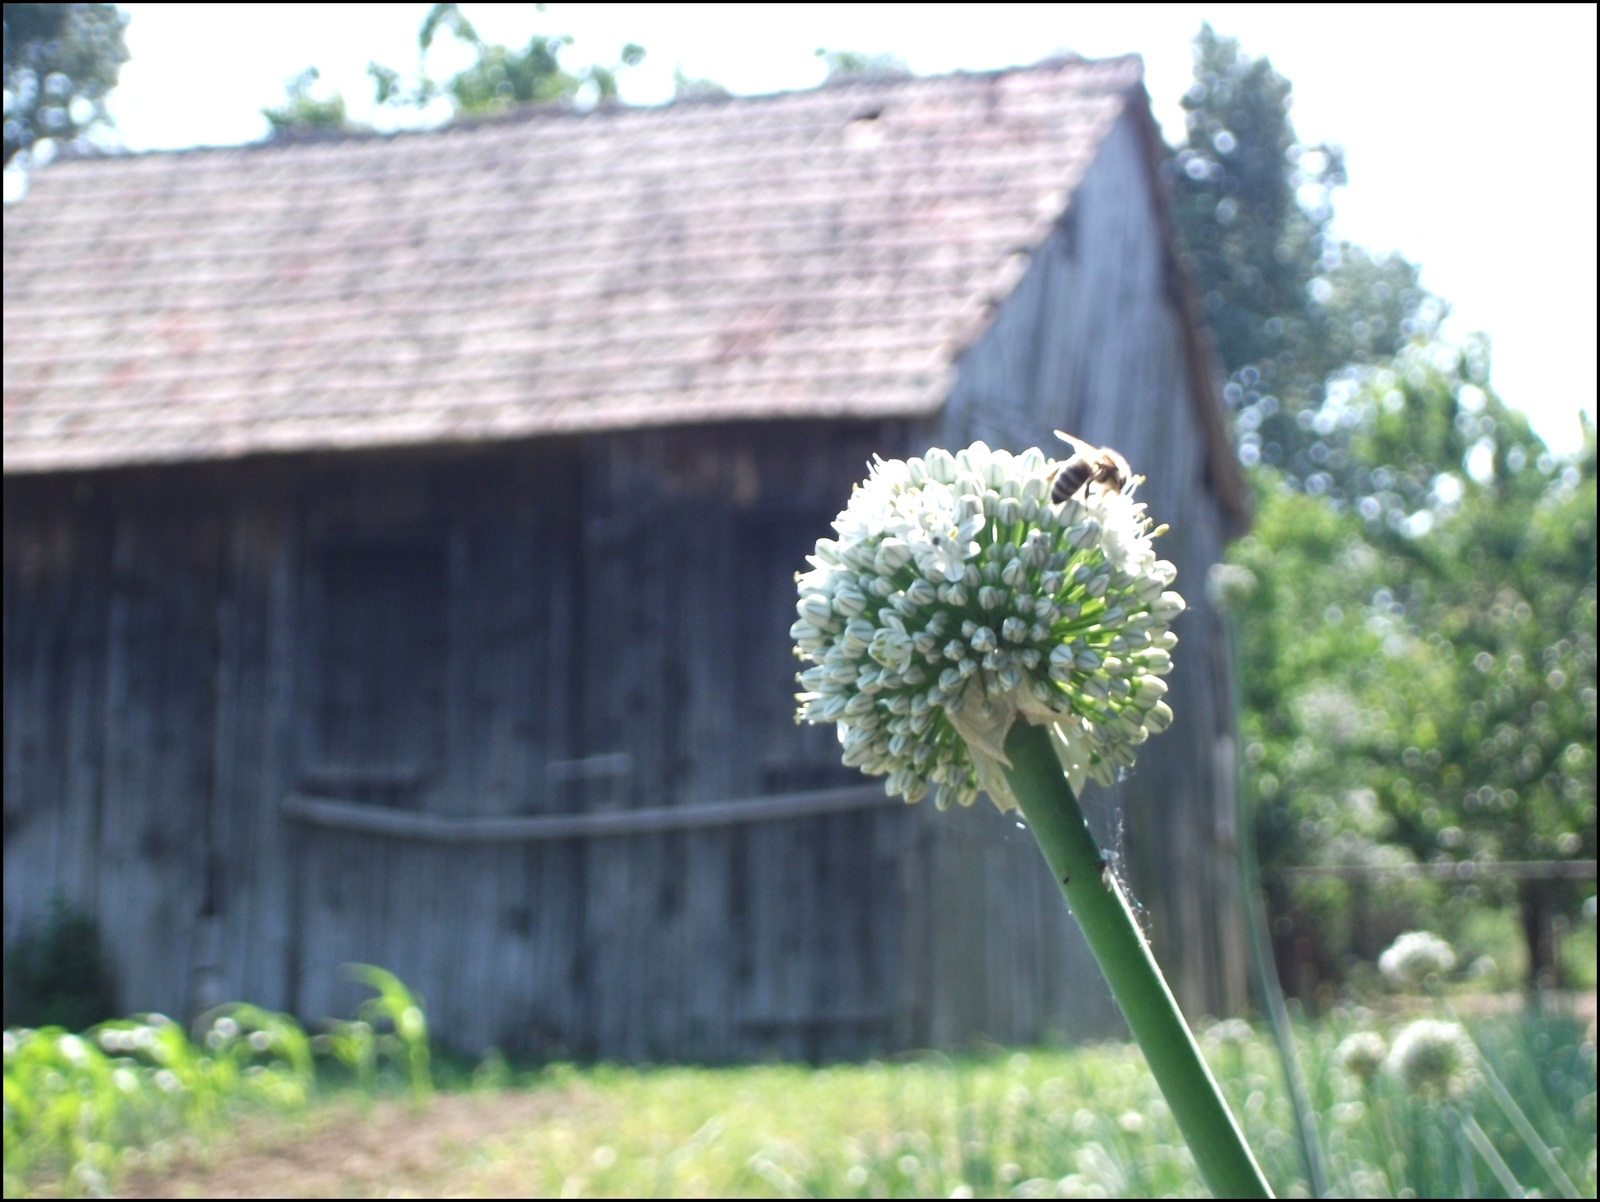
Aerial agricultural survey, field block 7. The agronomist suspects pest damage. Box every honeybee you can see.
[1049,431,1133,503]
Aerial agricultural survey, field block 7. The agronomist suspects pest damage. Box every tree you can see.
[369,3,644,120]
[671,65,727,101]
[2,2,129,168]
[1170,25,1444,489]
[261,67,350,136]
[814,47,909,80]
[260,5,650,140]
[1226,348,1596,990]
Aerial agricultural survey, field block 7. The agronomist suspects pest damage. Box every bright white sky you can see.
[83,4,1599,452]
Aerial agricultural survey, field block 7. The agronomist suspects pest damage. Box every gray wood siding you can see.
[5,425,929,1059]
[934,109,1248,1022]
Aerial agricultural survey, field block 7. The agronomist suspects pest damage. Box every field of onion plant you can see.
[4,966,1593,1198]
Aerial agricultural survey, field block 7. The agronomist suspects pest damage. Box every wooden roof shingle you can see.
[4,57,1156,474]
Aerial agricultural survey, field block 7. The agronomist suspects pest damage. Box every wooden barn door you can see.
[281,451,583,1056]
[288,528,454,1026]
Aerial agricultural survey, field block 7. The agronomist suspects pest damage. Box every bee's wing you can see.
[1053,430,1096,456]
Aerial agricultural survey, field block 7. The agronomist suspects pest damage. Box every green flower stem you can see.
[1460,1109,1528,1199]
[1463,1024,1579,1198]
[1003,719,1273,1199]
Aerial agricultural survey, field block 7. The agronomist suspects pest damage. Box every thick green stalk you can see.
[1002,719,1273,1199]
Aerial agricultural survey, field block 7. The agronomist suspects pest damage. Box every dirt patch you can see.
[116,1090,577,1199]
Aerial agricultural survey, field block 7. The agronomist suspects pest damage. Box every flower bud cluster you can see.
[1385,1019,1478,1097]
[792,441,1184,808]
[1336,1031,1388,1083]
[1377,930,1457,990]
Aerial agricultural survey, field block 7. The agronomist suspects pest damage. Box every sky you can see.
[63,4,1600,452]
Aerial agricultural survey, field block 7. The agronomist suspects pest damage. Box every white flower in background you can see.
[1204,1018,1256,1051]
[1386,1019,1478,1097]
[1378,930,1457,990]
[792,441,1183,809]
[1336,1031,1388,1083]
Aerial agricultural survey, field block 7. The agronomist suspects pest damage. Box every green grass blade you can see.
[1462,1110,1527,1199]
[1479,1052,1581,1199]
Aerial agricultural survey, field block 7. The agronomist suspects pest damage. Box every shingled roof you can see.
[5,56,1182,474]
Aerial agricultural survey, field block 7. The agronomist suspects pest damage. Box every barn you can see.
[3,55,1250,1060]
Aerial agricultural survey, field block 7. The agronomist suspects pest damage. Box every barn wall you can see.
[935,109,1250,1022]
[5,421,971,1058]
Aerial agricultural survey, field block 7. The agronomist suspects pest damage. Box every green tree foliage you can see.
[2,2,128,167]
[1177,24,1597,991]
[1226,351,1597,987]
[1171,25,1444,488]
[369,3,644,120]
[814,47,909,80]
[261,66,350,136]
[672,65,728,101]
[261,5,650,138]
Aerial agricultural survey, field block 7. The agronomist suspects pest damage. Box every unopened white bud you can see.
[1134,675,1168,705]
[842,619,875,652]
[832,584,868,617]
[874,538,912,573]
[812,539,842,565]
[1152,591,1187,621]
[799,594,833,624]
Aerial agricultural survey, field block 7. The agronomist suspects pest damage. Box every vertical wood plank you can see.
[94,494,218,1019]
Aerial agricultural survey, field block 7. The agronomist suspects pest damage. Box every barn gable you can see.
[4,58,1247,1056]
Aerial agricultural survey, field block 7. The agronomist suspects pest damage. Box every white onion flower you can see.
[1385,1019,1478,1097]
[793,441,1183,809]
[1336,1031,1388,1083]
[1378,930,1457,990]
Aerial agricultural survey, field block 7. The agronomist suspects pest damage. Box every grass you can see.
[6,992,1595,1198]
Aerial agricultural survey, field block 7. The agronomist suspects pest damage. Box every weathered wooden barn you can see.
[4,56,1250,1060]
